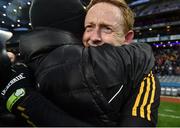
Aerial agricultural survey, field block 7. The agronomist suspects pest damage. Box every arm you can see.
[0,63,91,127]
[86,43,155,88]
[85,43,159,126]
[12,89,91,127]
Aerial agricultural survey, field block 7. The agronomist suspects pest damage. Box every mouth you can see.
[87,41,104,47]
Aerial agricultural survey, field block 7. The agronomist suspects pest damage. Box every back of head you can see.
[19,27,82,63]
[30,0,86,36]
[86,0,134,33]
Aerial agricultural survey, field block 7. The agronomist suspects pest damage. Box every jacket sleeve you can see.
[12,89,91,127]
[87,43,158,127]
[87,43,155,88]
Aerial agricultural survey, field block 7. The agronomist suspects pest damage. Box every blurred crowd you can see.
[154,47,180,76]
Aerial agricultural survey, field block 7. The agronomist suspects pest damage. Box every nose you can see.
[90,28,102,44]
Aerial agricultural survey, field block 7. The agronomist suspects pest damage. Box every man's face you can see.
[83,2,127,47]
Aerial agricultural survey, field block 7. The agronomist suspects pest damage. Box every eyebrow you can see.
[85,21,113,28]
[100,24,113,28]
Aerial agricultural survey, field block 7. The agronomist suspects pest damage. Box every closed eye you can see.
[85,25,93,32]
[101,26,113,33]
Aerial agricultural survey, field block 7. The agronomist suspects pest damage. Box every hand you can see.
[0,63,34,112]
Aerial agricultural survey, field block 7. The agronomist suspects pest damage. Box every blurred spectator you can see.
[175,66,180,75]
[153,47,180,76]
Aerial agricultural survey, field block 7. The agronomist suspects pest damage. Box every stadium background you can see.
[0,0,180,127]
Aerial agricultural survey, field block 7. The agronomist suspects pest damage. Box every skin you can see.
[83,2,134,47]
[7,52,16,63]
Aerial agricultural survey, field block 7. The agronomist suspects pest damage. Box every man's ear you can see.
[125,30,134,44]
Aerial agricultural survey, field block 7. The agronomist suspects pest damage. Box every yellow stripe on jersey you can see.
[147,73,156,121]
[132,71,156,122]
[140,76,151,118]
[132,80,145,116]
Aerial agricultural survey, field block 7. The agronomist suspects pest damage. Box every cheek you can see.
[113,33,125,45]
[101,34,117,44]
[82,33,89,46]
[102,34,125,46]
[82,32,88,41]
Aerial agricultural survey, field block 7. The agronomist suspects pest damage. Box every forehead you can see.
[85,2,123,25]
